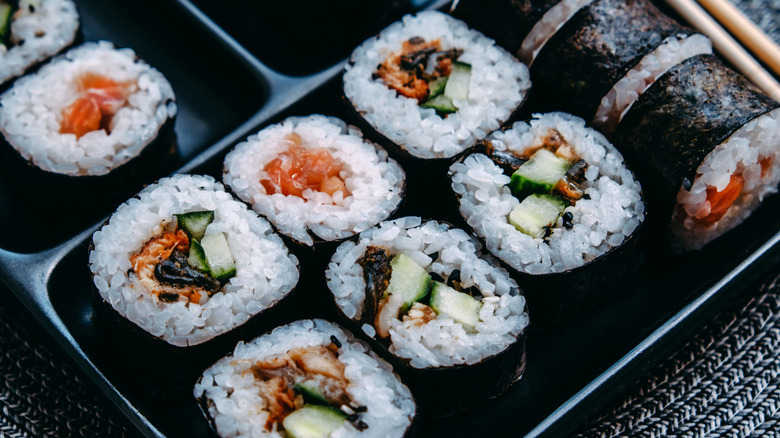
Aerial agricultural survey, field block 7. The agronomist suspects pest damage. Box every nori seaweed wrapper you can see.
[451,0,560,59]
[529,0,697,121]
[613,54,779,225]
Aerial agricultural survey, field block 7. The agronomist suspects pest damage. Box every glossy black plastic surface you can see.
[1,1,779,438]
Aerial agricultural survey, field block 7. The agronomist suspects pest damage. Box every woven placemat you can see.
[0,285,131,438]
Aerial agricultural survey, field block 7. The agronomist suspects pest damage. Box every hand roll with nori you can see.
[195,319,416,438]
[89,175,300,356]
[449,112,645,323]
[528,0,711,125]
[0,0,80,87]
[613,55,780,251]
[325,216,529,416]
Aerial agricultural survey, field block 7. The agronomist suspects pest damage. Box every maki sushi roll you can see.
[452,0,595,65]
[325,217,529,415]
[343,11,530,160]
[613,55,780,251]
[528,0,711,125]
[194,319,416,438]
[223,115,404,248]
[449,113,645,321]
[0,41,177,205]
[89,174,299,349]
[0,0,80,87]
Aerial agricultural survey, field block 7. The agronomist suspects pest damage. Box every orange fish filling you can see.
[261,135,348,198]
[376,38,452,103]
[60,73,133,138]
[697,173,744,225]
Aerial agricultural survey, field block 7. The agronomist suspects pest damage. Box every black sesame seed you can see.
[562,212,574,229]
[353,405,368,413]
[582,194,591,200]
[428,251,439,262]
[346,414,359,422]
[429,272,445,283]
[330,335,342,349]
[356,421,369,431]
[408,36,424,44]
[542,226,552,238]
[29,5,35,12]
[447,269,461,287]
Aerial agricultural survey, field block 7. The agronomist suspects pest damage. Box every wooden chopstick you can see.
[664,0,780,102]
[697,0,780,76]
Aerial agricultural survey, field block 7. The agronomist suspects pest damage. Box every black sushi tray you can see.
[1,0,780,437]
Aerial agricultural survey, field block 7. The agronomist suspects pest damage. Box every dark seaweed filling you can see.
[154,248,220,293]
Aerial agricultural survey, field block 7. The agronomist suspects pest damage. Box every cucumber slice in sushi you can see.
[387,253,432,311]
[176,210,214,241]
[187,239,209,274]
[283,405,347,438]
[444,62,471,101]
[420,94,457,114]
[201,232,236,281]
[429,281,482,331]
[509,148,571,198]
[509,194,568,238]
[0,2,13,44]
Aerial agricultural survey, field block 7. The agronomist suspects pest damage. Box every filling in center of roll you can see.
[260,132,349,198]
[130,210,235,304]
[358,246,484,339]
[242,342,369,434]
[375,36,470,115]
[60,72,134,138]
[499,129,588,239]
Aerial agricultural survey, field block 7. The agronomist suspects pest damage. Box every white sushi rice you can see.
[592,34,713,136]
[326,217,529,369]
[672,108,780,251]
[519,0,595,65]
[0,41,177,176]
[450,112,645,274]
[343,11,531,159]
[89,174,299,347]
[193,319,416,438]
[0,0,79,85]
[223,115,405,247]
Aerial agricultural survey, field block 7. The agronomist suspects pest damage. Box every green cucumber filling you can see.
[129,210,237,304]
[358,246,484,337]
[375,36,470,116]
[245,342,369,435]
[495,128,589,238]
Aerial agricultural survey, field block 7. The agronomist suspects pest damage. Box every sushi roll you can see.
[449,113,645,321]
[452,0,595,65]
[528,0,711,124]
[0,41,177,206]
[194,319,416,438]
[89,174,299,351]
[222,115,405,248]
[343,11,530,161]
[0,0,80,87]
[325,217,529,415]
[613,55,780,251]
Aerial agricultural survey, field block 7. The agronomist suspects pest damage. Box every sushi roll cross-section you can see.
[326,217,529,415]
[89,174,299,348]
[343,11,530,160]
[223,115,405,247]
[194,319,416,438]
[0,41,177,177]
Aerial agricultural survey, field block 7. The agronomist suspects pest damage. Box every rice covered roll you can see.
[223,115,404,247]
[0,41,176,178]
[194,319,416,438]
[89,174,299,349]
[528,0,711,124]
[0,0,80,87]
[343,11,530,160]
[449,113,644,321]
[613,55,780,251]
[325,216,529,415]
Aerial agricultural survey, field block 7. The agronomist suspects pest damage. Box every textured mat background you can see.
[1,1,779,437]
